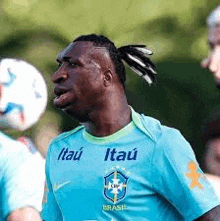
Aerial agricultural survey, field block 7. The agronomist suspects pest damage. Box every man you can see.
[0,58,47,221]
[42,34,220,221]
[201,5,220,199]
[201,5,220,88]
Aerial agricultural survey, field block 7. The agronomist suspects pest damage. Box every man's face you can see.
[204,137,220,176]
[201,25,220,87]
[52,41,107,121]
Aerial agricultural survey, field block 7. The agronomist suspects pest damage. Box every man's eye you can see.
[69,62,77,67]
[215,155,220,162]
[209,43,214,50]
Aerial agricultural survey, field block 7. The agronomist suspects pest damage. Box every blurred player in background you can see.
[201,5,220,88]
[42,34,220,221]
[0,58,47,221]
[201,5,220,199]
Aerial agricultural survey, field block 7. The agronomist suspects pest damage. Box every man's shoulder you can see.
[49,125,85,146]
[140,114,193,158]
[135,112,181,143]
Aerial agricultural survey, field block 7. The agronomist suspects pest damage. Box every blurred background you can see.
[2,0,220,163]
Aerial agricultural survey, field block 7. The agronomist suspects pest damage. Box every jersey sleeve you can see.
[151,127,220,221]
[1,147,45,219]
[41,144,63,221]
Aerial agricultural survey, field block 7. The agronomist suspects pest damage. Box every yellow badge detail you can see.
[186,161,202,189]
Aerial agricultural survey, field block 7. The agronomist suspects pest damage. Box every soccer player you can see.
[201,5,220,88]
[42,34,220,221]
[200,5,220,200]
[0,58,47,221]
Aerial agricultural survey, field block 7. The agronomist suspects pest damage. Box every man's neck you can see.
[84,99,131,137]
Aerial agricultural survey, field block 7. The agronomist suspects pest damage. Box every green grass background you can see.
[2,0,220,163]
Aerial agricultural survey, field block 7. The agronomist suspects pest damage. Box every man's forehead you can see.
[57,41,109,61]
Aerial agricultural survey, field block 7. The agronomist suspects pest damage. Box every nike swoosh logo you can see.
[53,181,70,191]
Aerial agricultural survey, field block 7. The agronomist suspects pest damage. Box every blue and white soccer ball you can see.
[0,58,48,131]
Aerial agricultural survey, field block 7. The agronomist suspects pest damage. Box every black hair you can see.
[73,34,157,88]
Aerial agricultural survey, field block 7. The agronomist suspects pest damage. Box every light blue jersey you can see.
[42,108,220,221]
[0,132,45,220]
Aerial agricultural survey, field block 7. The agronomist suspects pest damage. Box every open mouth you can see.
[54,87,71,99]
[54,89,67,98]
[54,91,69,100]
[53,89,72,109]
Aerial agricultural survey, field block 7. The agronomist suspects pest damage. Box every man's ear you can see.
[103,70,113,87]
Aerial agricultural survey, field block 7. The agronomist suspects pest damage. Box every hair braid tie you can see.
[118,45,157,86]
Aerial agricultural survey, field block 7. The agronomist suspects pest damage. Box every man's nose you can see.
[51,64,68,83]
[209,57,218,74]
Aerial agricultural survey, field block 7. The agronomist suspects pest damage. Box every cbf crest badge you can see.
[104,171,128,204]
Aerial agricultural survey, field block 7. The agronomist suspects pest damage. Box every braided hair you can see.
[73,34,157,88]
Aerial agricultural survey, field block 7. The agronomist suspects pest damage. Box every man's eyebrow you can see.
[56,56,71,63]
[208,40,220,49]
[63,56,71,61]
